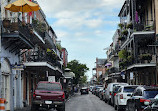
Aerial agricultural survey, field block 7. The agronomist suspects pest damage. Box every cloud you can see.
[37,0,124,80]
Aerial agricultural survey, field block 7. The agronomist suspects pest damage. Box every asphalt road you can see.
[65,93,115,111]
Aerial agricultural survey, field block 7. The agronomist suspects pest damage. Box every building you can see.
[1,0,35,110]
[117,0,158,85]
[93,58,107,85]
[1,0,65,110]
[106,30,124,83]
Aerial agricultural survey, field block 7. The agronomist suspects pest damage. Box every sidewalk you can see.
[14,106,30,111]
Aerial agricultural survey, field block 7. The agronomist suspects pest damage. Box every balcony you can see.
[23,50,56,67]
[119,54,156,71]
[108,50,118,61]
[45,32,56,51]
[2,18,34,50]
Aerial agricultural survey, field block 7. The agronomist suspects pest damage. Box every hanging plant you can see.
[121,29,128,36]
[139,54,152,60]
[118,50,128,59]
[127,23,133,29]
[118,23,124,29]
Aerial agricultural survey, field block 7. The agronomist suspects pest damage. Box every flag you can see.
[135,11,139,23]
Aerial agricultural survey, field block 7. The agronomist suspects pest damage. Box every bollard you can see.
[0,98,6,111]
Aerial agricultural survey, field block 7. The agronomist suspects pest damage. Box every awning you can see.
[105,62,112,66]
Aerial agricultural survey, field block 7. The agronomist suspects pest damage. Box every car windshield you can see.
[123,87,136,93]
[37,83,62,91]
[144,90,158,99]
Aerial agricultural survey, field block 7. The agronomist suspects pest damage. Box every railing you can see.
[2,18,33,41]
[119,54,156,70]
[45,32,56,50]
[23,50,56,66]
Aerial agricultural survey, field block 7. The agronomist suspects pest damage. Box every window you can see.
[123,87,137,93]
[37,83,62,91]
[1,75,8,98]
[137,89,142,96]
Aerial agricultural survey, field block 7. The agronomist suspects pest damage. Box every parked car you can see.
[96,87,104,97]
[103,89,107,102]
[114,85,139,111]
[111,85,122,106]
[92,85,103,95]
[126,86,158,111]
[99,88,106,100]
[105,82,128,105]
[90,86,95,92]
[80,87,89,95]
[143,94,158,111]
[31,81,65,111]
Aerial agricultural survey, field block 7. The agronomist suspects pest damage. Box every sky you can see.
[37,0,125,80]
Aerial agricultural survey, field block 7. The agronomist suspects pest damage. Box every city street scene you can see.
[1,0,158,111]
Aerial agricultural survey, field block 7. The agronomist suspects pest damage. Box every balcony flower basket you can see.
[11,22,19,31]
[121,30,128,36]
[145,25,153,31]
[3,18,11,28]
[127,23,133,29]
[118,23,124,29]
[118,36,125,41]
[139,54,152,61]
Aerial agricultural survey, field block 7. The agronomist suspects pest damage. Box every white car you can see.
[105,82,128,104]
[114,85,139,111]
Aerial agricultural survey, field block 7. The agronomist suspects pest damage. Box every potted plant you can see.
[121,29,128,36]
[127,23,133,29]
[2,18,11,28]
[139,54,152,63]
[118,23,124,29]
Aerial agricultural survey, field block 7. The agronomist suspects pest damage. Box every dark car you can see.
[31,81,65,111]
[126,86,158,111]
[80,87,89,95]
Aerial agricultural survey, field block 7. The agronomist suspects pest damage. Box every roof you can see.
[118,1,126,17]
[96,58,107,65]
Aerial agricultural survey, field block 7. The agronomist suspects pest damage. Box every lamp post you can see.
[0,5,2,98]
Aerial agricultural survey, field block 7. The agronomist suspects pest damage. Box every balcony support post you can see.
[0,6,2,98]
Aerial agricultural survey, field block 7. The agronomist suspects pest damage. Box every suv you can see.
[105,83,128,104]
[80,87,89,95]
[115,85,139,111]
[31,81,65,111]
[126,86,158,111]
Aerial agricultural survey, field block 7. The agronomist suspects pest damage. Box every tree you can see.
[67,60,89,85]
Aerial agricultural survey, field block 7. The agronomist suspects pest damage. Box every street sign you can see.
[11,64,25,70]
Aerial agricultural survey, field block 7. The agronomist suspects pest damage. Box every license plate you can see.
[45,101,52,104]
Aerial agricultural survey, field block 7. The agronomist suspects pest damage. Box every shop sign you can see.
[12,64,25,70]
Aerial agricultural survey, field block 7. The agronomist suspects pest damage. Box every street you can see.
[65,93,115,111]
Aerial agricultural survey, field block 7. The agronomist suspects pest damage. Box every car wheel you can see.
[31,104,39,111]
[57,104,65,111]
[108,99,111,105]
[117,105,122,111]
[114,104,117,110]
